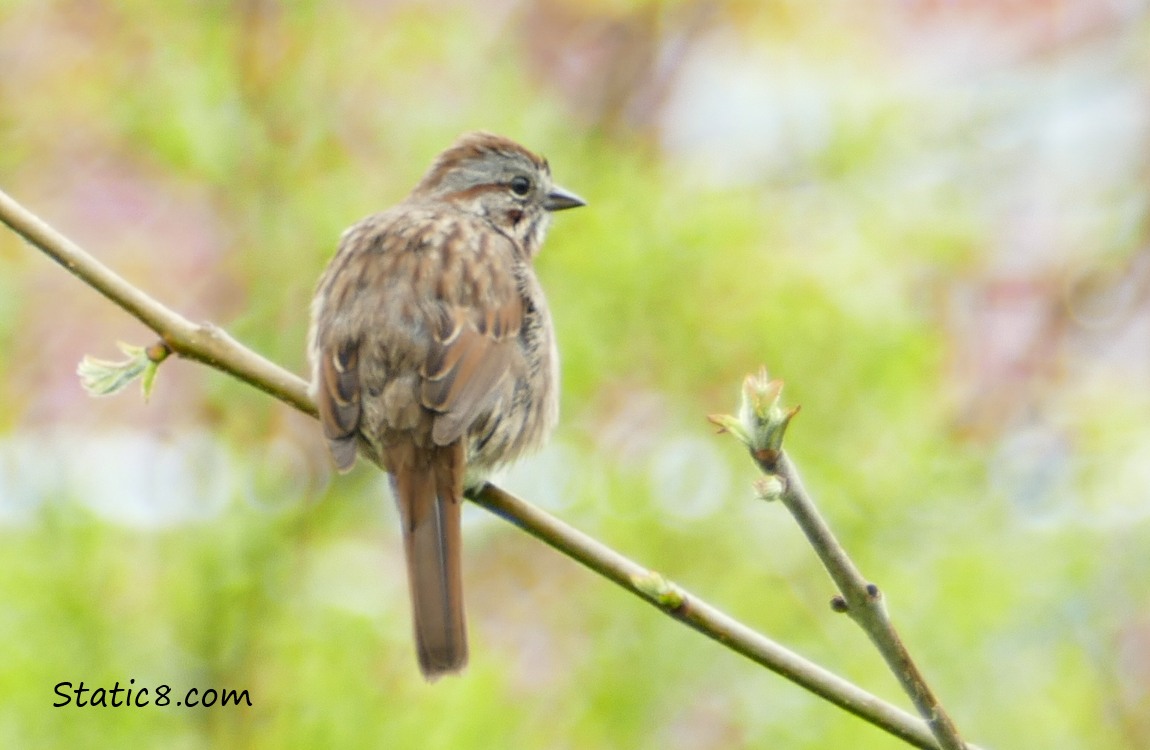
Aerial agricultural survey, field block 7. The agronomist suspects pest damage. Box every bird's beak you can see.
[544,186,587,212]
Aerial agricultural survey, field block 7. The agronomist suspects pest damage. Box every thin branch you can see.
[771,454,967,750]
[0,188,314,416]
[1,186,978,750]
[710,370,968,750]
[473,483,950,750]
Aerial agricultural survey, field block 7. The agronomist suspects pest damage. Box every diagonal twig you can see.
[711,369,967,750]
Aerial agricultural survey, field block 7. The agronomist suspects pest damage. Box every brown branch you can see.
[771,454,967,750]
[474,483,951,749]
[711,370,968,750]
[0,186,978,750]
[0,188,314,415]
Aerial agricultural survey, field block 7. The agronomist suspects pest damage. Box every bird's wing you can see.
[312,209,524,465]
[421,289,522,446]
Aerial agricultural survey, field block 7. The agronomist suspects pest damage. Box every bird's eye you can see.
[509,175,532,196]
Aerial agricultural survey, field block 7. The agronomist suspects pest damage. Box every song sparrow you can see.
[308,132,584,679]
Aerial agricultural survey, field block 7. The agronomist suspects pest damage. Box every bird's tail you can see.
[389,441,468,680]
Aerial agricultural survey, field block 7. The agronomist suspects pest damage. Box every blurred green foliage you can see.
[2,1,1149,748]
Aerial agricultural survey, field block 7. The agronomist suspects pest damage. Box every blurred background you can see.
[2,0,1149,747]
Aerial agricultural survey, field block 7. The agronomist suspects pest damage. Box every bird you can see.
[308,132,584,679]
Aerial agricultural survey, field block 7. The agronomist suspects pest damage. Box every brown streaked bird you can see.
[308,132,584,679]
